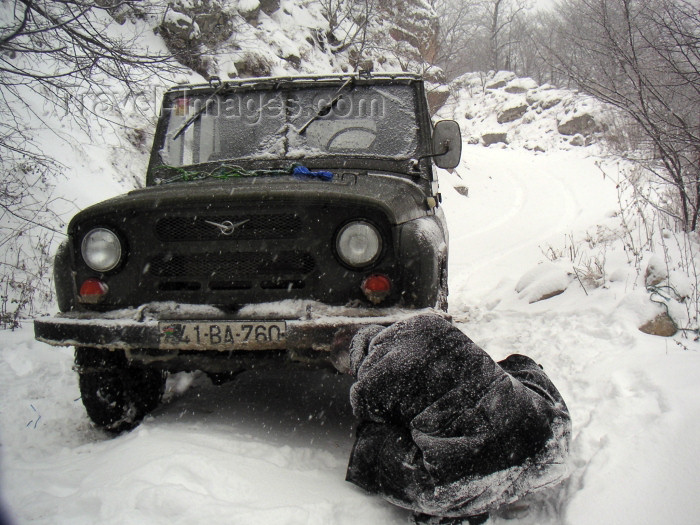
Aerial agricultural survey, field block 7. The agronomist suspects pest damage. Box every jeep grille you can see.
[149,252,315,278]
[156,214,302,241]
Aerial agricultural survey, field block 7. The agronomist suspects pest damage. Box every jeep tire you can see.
[75,347,166,432]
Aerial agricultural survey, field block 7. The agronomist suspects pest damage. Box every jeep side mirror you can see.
[432,120,462,169]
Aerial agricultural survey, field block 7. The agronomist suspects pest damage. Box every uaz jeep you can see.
[34,72,462,431]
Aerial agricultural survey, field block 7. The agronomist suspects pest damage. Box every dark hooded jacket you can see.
[346,315,571,518]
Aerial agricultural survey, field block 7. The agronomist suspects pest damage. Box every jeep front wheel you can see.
[75,348,166,432]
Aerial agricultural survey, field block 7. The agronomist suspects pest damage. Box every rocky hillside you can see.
[109,0,449,111]
[111,0,441,80]
[99,2,614,144]
[439,71,613,153]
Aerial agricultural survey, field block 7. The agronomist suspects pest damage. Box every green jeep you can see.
[34,72,462,431]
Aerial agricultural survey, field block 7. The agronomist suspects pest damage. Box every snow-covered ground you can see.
[2,144,699,524]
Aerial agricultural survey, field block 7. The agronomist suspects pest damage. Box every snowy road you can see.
[2,147,699,525]
[0,338,403,525]
[442,148,618,302]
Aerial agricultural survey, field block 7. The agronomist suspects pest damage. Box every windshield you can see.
[159,84,421,167]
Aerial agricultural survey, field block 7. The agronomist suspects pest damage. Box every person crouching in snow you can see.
[333,314,571,524]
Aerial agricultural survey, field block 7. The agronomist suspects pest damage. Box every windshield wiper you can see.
[172,82,227,141]
[298,76,355,135]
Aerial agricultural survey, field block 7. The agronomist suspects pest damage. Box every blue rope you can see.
[292,164,334,181]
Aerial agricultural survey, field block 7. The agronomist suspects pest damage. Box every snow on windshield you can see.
[159,84,420,166]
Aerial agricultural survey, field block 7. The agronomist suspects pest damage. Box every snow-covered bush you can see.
[0,159,67,326]
[541,162,700,335]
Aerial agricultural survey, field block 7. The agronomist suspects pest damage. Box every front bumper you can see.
[34,301,447,353]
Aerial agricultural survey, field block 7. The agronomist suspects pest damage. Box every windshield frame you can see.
[146,75,433,186]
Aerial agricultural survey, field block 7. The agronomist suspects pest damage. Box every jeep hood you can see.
[70,172,432,229]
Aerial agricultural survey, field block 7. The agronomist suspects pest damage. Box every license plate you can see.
[158,321,286,350]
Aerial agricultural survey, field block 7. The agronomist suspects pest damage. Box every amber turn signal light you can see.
[78,278,109,303]
[361,274,391,304]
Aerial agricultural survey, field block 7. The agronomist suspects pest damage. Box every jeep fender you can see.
[54,240,76,313]
[397,214,448,308]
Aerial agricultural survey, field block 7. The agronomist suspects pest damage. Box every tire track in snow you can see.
[443,149,581,301]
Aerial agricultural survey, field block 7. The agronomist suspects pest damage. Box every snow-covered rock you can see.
[639,312,678,337]
[485,71,516,90]
[504,77,538,94]
[482,130,508,146]
[645,254,669,287]
[557,112,600,136]
[497,98,529,124]
[515,262,572,303]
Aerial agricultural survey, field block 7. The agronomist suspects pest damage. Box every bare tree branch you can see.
[542,0,700,231]
[0,0,185,319]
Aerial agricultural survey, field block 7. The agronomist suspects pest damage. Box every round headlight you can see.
[336,221,382,268]
[81,228,122,272]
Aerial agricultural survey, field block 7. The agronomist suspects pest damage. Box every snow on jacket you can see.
[346,315,571,518]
